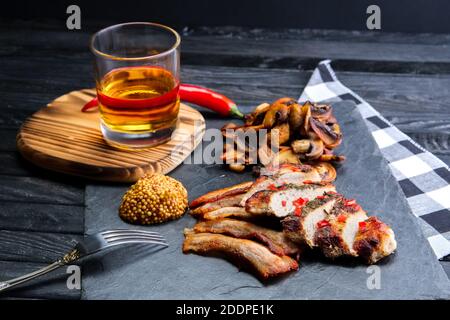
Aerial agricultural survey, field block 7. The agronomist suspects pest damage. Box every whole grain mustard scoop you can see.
[119,174,188,225]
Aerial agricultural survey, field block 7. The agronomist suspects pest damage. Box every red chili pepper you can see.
[344,199,356,206]
[292,197,309,216]
[281,200,287,207]
[359,221,367,230]
[344,198,361,211]
[303,180,313,184]
[316,195,325,200]
[82,84,245,119]
[178,84,244,119]
[81,97,99,112]
[317,220,331,228]
[293,197,309,207]
[277,183,287,190]
[267,184,278,191]
[337,214,347,223]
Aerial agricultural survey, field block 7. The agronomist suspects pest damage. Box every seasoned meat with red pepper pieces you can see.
[282,192,341,248]
[314,198,368,258]
[245,183,336,218]
[353,217,397,264]
[239,163,327,206]
[282,195,396,264]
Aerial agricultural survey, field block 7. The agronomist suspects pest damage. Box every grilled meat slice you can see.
[192,219,300,257]
[282,192,341,247]
[240,164,324,206]
[353,217,397,264]
[245,183,336,218]
[310,162,336,183]
[283,196,396,263]
[190,181,253,209]
[182,232,299,279]
[190,194,245,218]
[314,198,368,258]
[259,163,316,177]
[202,207,254,220]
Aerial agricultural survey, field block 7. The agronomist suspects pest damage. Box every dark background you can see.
[2,0,450,33]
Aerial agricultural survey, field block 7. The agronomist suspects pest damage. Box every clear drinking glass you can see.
[90,22,181,149]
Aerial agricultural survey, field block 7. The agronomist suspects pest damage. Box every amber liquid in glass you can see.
[97,66,180,134]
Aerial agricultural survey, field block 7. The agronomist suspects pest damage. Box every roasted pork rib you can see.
[192,218,300,257]
[190,194,245,218]
[183,231,298,279]
[189,181,253,209]
[201,207,253,220]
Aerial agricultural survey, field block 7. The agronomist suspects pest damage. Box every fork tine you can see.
[103,234,166,242]
[103,241,168,251]
[101,229,161,236]
[102,228,160,234]
[104,235,168,245]
[102,232,164,241]
[105,238,168,247]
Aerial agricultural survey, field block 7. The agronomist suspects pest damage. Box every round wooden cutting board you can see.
[17,89,205,183]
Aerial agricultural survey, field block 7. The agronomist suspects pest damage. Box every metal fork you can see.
[0,229,168,293]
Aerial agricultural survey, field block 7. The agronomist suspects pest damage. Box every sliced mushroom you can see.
[291,139,310,154]
[331,123,341,135]
[222,123,265,134]
[301,101,312,135]
[318,154,346,162]
[309,117,342,148]
[277,97,297,106]
[289,102,303,132]
[270,122,290,146]
[254,102,272,112]
[221,97,343,173]
[245,103,270,126]
[306,139,324,160]
[229,163,246,172]
[310,162,337,183]
[311,104,332,122]
[278,148,302,165]
[263,100,290,128]
[268,147,301,166]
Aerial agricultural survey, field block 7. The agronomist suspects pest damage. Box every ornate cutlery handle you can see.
[0,248,80,293]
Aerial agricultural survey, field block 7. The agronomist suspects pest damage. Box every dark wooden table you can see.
[1,20,450,299]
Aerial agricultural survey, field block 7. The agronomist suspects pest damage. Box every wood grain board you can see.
[16,89,205,182]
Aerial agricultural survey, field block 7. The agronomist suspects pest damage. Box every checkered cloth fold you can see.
[299,60,450,260]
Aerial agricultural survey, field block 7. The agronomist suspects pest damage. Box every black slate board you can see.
[82,101,450,299]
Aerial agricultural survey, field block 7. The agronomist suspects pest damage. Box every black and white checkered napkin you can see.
[299,60,450,260]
